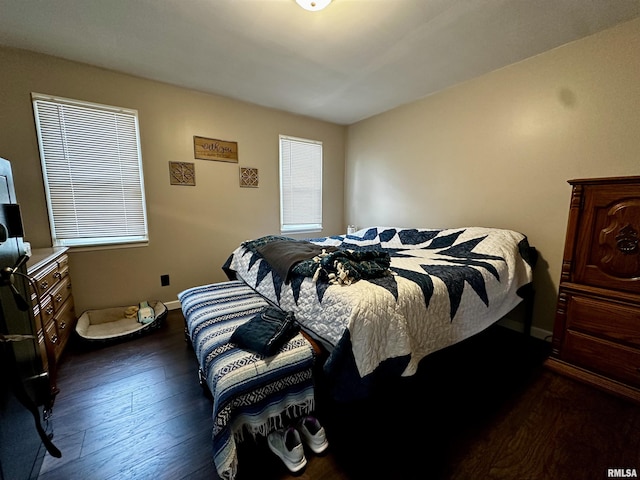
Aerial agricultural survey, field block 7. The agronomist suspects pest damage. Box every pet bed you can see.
[75,300,167,343]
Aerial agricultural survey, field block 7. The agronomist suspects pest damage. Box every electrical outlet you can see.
[160,274,170,286]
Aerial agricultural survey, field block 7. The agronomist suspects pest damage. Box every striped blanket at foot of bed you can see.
[178,280,316,480]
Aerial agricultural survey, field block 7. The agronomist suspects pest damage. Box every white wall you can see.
[345,18,640,332]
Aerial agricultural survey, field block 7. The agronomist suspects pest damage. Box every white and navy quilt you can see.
[223,227,535,399]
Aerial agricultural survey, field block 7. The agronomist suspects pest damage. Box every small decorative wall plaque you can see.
[239,167,259,188]
[194,136,238,163]
[169,161,195,186]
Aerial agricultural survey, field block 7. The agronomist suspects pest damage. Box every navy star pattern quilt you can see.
[223,227,535,388]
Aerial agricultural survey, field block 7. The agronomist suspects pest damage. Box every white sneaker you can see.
[267,427,307,473]
[297,415,329,454]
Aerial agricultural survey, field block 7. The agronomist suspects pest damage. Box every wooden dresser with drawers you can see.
[546,176,640,403]
[27,246,76,397]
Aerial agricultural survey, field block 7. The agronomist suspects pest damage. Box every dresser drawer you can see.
[57,254,68,273]
[32,262,62,297]
[563,331,640,387]
[566,294,640,348]
[49,276,72,311]
[573,184,640,294]
[55,298,75,354]
[44,318,62,359]
[35,295,56,327]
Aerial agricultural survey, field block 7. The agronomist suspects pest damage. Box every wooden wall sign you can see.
[193,136,238,163]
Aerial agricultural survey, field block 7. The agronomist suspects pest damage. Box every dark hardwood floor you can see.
[37,309,640,480]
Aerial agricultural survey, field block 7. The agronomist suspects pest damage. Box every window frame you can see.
[32,93,149,250]
[279,134,323,234]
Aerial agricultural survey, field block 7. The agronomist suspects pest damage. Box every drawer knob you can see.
[46,307,54,315]
[616,225,639,254]
[59,321,66,330]
[51,334,58,344]
[53,271,62,279]
[40,280,48,290]
[55,294,63,302]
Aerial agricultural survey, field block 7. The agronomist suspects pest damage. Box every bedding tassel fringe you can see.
[220,399,315,479]
[232,398,315,443]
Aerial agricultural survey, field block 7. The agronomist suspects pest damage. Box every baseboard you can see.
[497,317,552,342]
[165,299,182,311]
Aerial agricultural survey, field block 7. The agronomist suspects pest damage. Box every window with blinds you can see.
[279,135,323,234]
[32,93,148,248]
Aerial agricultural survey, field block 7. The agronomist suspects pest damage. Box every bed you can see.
[222,226,537,400]
[181,226,535,477]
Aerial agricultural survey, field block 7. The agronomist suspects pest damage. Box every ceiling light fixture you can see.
[295,0,332,12]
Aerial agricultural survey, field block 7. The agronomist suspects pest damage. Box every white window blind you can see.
[32,93,148,248]
[279,135,322,233]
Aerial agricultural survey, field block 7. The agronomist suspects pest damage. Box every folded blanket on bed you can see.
[244,235,390,285]
[251,237,337,283]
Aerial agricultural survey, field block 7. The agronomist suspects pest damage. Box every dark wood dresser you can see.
[546,176,640,403]
[27,247,76,397]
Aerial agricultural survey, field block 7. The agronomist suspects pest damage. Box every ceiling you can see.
[1,0,639,125]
